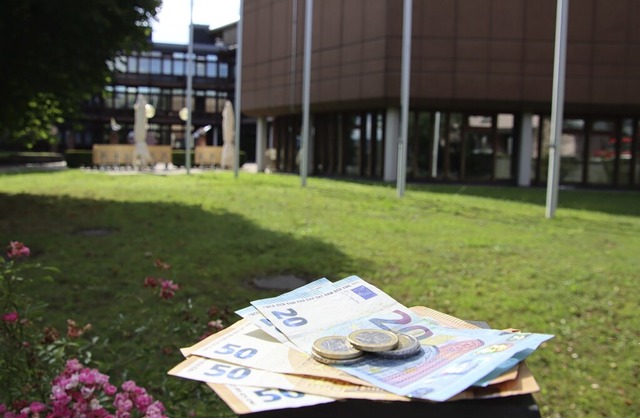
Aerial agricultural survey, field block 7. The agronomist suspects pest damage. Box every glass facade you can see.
[271,110,639,189]
[67,28,238,152]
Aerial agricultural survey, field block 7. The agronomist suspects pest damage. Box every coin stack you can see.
[311,329,422,365]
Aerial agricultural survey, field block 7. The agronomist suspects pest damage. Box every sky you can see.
[151,0,240,44]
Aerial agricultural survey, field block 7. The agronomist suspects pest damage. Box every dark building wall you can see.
[242,0,640,116]
[243,0,392,115]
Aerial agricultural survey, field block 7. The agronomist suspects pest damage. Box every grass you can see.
[0,169,638,417]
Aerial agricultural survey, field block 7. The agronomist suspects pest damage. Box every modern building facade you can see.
[241,0,640,188]
[65,24,256,161]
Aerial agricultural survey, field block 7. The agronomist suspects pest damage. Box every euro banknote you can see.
[249,275,553,401]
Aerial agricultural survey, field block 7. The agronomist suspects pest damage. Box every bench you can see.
[92,144,172,167]
[194,146,223,167]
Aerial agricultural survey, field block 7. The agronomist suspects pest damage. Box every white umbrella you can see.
[221,100,235,169]
[134,94,152,167]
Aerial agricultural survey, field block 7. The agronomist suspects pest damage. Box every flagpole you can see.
[545,0,569,218]
[234,0,244,178]
[185,0,194,175]
[300,0,313,187]
[397,0,412,197]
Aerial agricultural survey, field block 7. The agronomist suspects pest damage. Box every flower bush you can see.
[1,242,231,417]
[1,359,167,418]
[1,240,63,404]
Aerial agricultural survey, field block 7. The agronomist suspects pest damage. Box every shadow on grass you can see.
[1,191,358,417]
[407,183,640,217]
[0,192,354,325]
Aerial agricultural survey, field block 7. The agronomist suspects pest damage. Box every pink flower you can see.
[159,280,179,299]
[145,401,166,417]
[208,319,224,332]
[121,381,138,392]
[65,358,84,372]
[2,311,19,323]
[1,358,167,418]
[113,393,133,412]
[103,383,118,396]
[28,402,46,413]
[154,258,171,270]
[6,241,30,258]
[143,276,159,288]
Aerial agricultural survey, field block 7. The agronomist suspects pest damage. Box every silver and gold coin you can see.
[310,351,365,366]
[312,335,363,360]
[347,329,399,352]
[374,333,422,359]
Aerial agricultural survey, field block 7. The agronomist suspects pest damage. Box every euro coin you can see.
[312,335,363,360]
[374,333,422,359]
[348,329,399,352]
[310,351,365,366]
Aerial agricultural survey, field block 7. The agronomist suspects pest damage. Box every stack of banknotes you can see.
[169,275,553,414]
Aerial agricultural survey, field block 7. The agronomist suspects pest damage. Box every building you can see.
[66,24,256,162]
[241,0,640,189]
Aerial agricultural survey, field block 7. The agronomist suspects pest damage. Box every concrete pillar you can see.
[384,108,400,182]
[517,112,534,187]
[256,117,267,172]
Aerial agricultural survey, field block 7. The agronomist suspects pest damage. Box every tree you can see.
[0,0,161,148]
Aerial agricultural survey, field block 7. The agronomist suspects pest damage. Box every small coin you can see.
[312,335,363,360]
[348,329,399,352]
[310,351,365,366]
[374,333,422,359]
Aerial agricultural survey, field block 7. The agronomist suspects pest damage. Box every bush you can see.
[64,150,92,168]
[0,241,228,417]
[0,152,64,166]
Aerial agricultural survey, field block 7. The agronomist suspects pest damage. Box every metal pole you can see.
[300,0,313,187]
[185,0,194,174]
[397,0,412,197]
[234,0,244,178]
[545,0,569,218]
[431,111,440,178]
[290,0,298,112]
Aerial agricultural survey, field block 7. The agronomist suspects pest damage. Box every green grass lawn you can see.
[1,169,638,417]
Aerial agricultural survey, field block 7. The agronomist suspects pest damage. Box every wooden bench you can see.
[194,146,223,167]
[92,144,172,166]
[148,145,172,166]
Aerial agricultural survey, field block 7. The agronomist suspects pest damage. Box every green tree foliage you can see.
[0,0,161,148]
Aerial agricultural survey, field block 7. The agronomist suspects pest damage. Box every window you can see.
[127,56,138,73]
[162,57,172,75]
[495,114,514,180]
[114,86,127,109]
[139,56,150,73]
[174,60,185,76]
[196,59,206,77]
[206,62,218,77]
[174,52,186,76]
[150,58,162,74]
[561,118,585,183]
[219,62,229,78]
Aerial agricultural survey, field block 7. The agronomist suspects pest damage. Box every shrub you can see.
[0,242,228,417]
